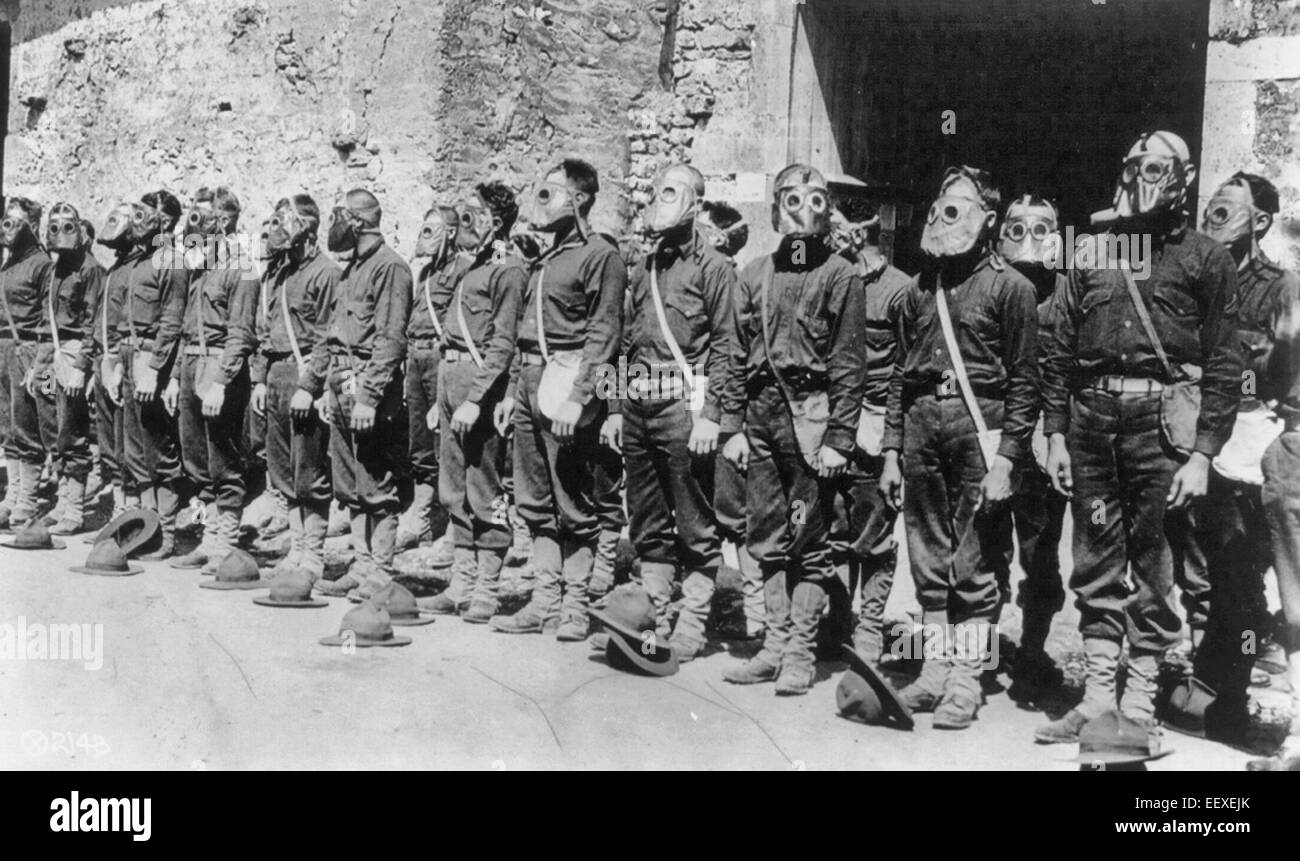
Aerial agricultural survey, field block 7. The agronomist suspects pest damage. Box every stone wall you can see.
[2,0,663,257]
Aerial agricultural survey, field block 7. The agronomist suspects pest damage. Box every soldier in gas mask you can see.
[24,203,105,535]
[301,189,412,599]
[879,166,1041,729]
[720,164,867,695]
[248,194,340,583]
[598,163,737,660]
[1038,131,1243,742]
[0,197,54,530]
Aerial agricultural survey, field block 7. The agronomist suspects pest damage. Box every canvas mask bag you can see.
[46,269,86,391]
[535,260,598,427]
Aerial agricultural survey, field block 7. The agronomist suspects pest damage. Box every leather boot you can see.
[1035,637,1121,743]
[557,538,595,641]
[639,561,676,638]
[735,544,766,638]
[172,501,218,569]
[463,549,506,624]
[420,547,476,614]
[271,505,305,579]
[896,610,951,713]
[49,476,88,535]
[1119,648,1161,724]
[724,568,790,685]
[41,476,68,527]
[670,569,715,662]
[1011,608,1063,695]
[0,457,21,529]
[10,460,44,525]
[198,507,239,573]
[505,504,532,567]
[776,579,828,695]
[263,488,289,537]
[396,482,435,551]
[852,548,896,662]
[299,501,329,583]
[934,621,988,730]
[356,510,398,599]
[491,534,561,634]
[140,484,181,561]
[319,510,371,596]
[587,528,620,601]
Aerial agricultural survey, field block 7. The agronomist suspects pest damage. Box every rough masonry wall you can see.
[2,0,663,256]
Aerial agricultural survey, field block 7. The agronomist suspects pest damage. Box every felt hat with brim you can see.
[318,603,412,648]
[589,583,673,655]
[199,549,269,591]
[70,539,143,576]
[253,569,329,608]
[91,509,161,558]
[1160,676,1216,740]
[839,645,914,730]
[1066,711,1173,766]
[605,629,679,677]
[366,581,434,626]
[2,522,66,550]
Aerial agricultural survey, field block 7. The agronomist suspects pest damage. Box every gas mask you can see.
[327,193,381,253]
[525,179,582,235]
[46,203,86,254]
[1201,179,1266,250]
[266,205,315,256]
[415,208,458,260]
[998,196,1059,271]
[0,204,38,250]
[696,211,748,259]
[455,196,497,255]
[921,169,995,258]
[182,204,224,269]
[771,164,831,238]
[644,165,702,236]
[129,201,163,244]
[1095,131,1193,225]
[98,203,136,251]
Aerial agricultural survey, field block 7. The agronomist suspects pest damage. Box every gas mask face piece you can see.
[644,165,701,236]
[921,172,994,258]
[98,203,135,251]
[46,204,85,253]
[0,205,36,249]
[526,179,578,234]
[129,202,162,244]
[414,208,457,259]
[696,211,748,259]
[1201,180,1259,247]
[327,192,381,254]
[771,164,830,238]
[455,196,496,254]
[998,196,1059,269]
[1099,131,1193,223]
[266,206,313,256]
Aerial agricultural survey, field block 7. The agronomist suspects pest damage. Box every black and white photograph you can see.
[0,0,1297,795]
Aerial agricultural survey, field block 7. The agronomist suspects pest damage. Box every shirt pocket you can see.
[663,290,704,354]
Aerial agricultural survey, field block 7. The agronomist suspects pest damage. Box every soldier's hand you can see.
[494,397,515,437]
[879,450,903,509]
[22,369,37,398]
[816,445,848,478]
[289,388,315,421]
[135,365,159,403]
[722,432,751,472]
[350,402,376,433]
[162,378,180,416]
[426,405,439,431]
[1168,451,1210,509]
[976,454,1015,511]
[251,383,267,416]
[61,368,87,397]
[600,414,623,453]
[450,401,480,434]
[550,400,582,442]
[316,395,334,426]
[201,382,226,418]
[1046,433,1073,498]
[688,417,721,456]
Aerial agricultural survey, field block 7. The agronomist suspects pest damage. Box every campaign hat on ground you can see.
[366,581,434,626]
[1160,676,1216,739]
[92,509,161,558]
[253,568,329,608]
[70,539,143,576]
[590,584,677,676]
[199,549,269,591]
[838,645,914,730]
[318,602,412,648]
[1068,711,1173,768]
[2,521,66,550]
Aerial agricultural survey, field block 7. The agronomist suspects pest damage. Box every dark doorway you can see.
[0,20,9,203]
[799,0,1211,273]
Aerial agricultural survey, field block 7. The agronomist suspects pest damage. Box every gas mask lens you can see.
[1122,157,1174,185]
[782,189,826,214]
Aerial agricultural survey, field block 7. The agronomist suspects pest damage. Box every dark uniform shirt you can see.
[861,262,911,407]
[1042,226,1242,456]
[722,237,867,454]
[1266,264,1300,429]
[444,244,525,405]
[1235,254,1300,410]
[173,257,259,386]
[882,254,1041,461]
[515,231,626,405]
[303,239,412,408]
[92,252,134,362]
[251,250,341,389]
[409,255,468,341]
[45,251,106,373]
[117,249,189,371]
[0,245,54,337]
[619,231,738,424]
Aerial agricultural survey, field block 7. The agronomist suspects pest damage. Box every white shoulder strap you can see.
[454,277,484,369]
[934,286,996,465]
[647,260,694,395]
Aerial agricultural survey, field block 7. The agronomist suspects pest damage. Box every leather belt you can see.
[907,382,1003,401]
[183,345,222,357]
[121,337,155,350]
[443,349,473,363]
[1087,375,1164,394]
[519,352,545,367]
